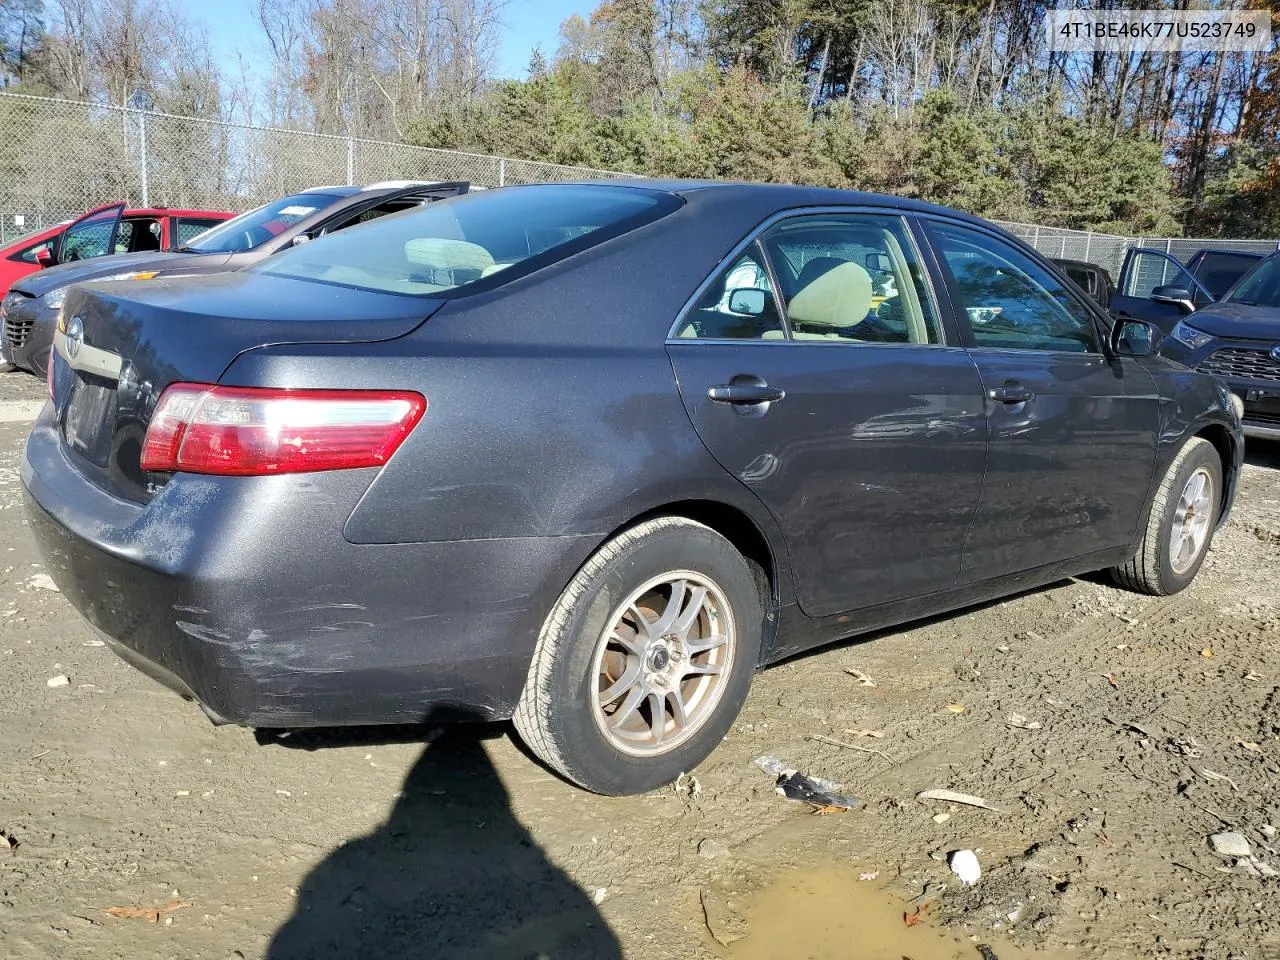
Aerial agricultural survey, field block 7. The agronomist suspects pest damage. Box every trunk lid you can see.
[50,270,442,502]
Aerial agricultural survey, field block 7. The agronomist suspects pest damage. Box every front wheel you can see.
[1111,437,1222,595]
[513,517,763,795]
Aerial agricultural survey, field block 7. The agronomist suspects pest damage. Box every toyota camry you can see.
[21,181,1243,795]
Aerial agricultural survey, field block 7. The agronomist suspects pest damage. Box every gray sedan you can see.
[22,181,1242,794]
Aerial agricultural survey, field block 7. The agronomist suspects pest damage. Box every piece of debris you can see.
[844,668,877,687]
[1261,825,1277,841]
[1006,713,1042,731]
[1200,769,1240,792]
[916,789,1005,813]
[697,838,728,860]
[1115,614,1137,625]
[948,849,981,887]
[842,728,885,739]
[1209,832,1253,859]
[809,734,890,760]
[1025,631,1045,643]
[592,887,607,905]
[859,870,879,881]
[1,830,17,854]
[1114,643,1130,651]
[104,900,191,923]
[753,755,859,810]
[1201,648,1214,659]
[46,675,69,688]
[81,639,106,647]
[24,574,59,592]
[1102,673,1119,689]
[700,889,747,947]
[996,644,1010,653]
[904,902,930,926]
[945,703,966,714]
[976,946,1002,960]
[674,772,702,801]
[275,789,292,798]
[932,812,951,824]
[1166,736,1202,758]
[1245,671,1262,682]
[1237,740,1262,754]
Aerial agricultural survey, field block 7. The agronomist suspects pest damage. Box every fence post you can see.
[498,158,506,187]
[1083,232,1092,262]
[138,111,149,207]
[346,137,355,185]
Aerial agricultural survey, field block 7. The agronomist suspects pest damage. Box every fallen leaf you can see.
[842,728,886,739]
[1245,671,1262,682]
[844,668,877,688]
[1201,648,1214,659]
[1238,740,1262,754]
[104,900,191,923]
[904,903,930,927]
[945,703,966,714]
[1097,830,1114,847]
[810,804,848,815]
[1102,673,1119,689]
[1114,643,1130,651]
[1,831,17,854]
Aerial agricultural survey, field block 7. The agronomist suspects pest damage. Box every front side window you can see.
[929,222,1101,354]
[184,192,345,254]
[259,184,677,296]
[675,243,784,339]
[763,213,941,344]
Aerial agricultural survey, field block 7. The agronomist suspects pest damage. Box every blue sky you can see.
[186,0,591,83]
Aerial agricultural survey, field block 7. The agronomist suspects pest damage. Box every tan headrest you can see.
[787,261,873,329]
[404,237,494,271]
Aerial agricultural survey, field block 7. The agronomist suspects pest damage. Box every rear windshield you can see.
[257,184,677,296]
[184,192,345,253]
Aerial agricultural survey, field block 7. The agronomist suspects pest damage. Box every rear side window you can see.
[259,185,679,296]
[175,218,226,247]
[1191,252,1261,299]
[9,235,54,263]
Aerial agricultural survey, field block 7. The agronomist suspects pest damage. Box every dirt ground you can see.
[2,368,1279,960]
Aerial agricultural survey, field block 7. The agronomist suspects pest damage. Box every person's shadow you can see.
[267,729,622,960]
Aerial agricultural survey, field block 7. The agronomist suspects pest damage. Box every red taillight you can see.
[139,384,426,476]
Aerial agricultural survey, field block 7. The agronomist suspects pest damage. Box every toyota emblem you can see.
[65,315,83,359]
[1272,343,1280,364]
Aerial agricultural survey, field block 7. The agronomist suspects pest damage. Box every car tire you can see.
[1111,437,1222,596]
[513,517,762,796]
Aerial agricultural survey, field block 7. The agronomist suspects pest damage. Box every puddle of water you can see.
[719,864,1066,960]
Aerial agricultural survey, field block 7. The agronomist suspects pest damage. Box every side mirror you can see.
[1150,285,1195,313]
[1111,318,1162,358]
[34,247,54,268]
[727,287,767,316]
[291,234,311,247]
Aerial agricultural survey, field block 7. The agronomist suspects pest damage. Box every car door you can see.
[1111,248,1213,333]
[920,218,1161,581]
[667,210,988,620]
[54,202,125,265]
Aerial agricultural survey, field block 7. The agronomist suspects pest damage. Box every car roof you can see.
[121,208,236,218]
[1192,248,1266,259]
[521,178,1002,227]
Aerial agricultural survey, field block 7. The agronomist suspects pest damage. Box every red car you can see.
[0,202,234,298]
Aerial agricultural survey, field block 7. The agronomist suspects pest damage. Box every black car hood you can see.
[12,250,224,298]
[1188,302,1280,341]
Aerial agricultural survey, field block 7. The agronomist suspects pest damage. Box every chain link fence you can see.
[993,219,1280,278]
[1,91,1276,270]
[0,92,639,244]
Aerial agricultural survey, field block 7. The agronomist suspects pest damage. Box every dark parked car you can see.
[1051,257,1115,310]
[0,181,468,377]
[22,182,1242,795]
[1110,246,1273,333]
[1160,252,1280,441]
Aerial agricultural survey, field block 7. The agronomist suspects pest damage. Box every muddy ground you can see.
[1,368,1279,960]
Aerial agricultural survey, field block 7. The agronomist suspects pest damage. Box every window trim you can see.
[667,205,950,347]
[917,213,1113,358]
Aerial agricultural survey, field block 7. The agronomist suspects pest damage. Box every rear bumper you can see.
[21,406,596,728]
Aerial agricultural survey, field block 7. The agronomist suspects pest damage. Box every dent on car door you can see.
[923,219,1161,580]
[666,211,987,631]
[1112,248,1213,333]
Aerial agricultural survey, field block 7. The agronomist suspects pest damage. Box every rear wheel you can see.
[1111,437,1221,595]
[513,517,762,795]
